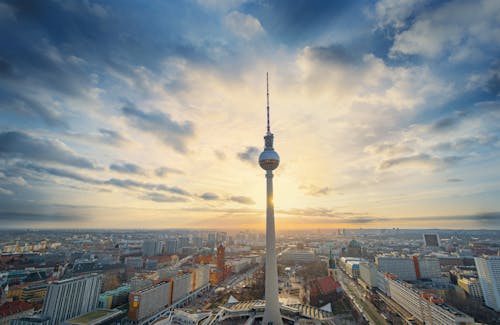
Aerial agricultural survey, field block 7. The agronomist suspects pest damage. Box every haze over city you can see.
[1,0,500,230]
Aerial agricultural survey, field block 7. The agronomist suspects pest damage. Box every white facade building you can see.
[475,255,500,311]
[42,274,102,325]
[359,262,378,289]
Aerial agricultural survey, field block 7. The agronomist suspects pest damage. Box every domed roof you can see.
[348,239,361,248]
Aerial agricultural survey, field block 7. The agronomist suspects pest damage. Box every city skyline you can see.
[1,0,500,229]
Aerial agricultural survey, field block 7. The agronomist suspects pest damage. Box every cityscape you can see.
[1,1,500,325]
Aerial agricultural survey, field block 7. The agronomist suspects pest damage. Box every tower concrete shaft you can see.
[263,169,283,325]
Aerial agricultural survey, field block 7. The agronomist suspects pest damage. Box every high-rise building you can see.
[142,239,157,257]
[423,233,440,247]
[165,239,178,255]
[42,273,102,325]
[258,73,282,325]
[474,255,500,311]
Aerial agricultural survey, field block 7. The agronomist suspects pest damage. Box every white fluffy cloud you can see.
[224,11,264,40]
[390,0,500,60]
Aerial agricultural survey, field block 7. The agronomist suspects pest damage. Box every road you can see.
[337,270,388,325]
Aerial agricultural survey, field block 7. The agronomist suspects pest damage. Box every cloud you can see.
[200,192,219,200]
[141,192,188,203]
[389,0,500,60]
[379,153,463,170]
[446,178,463,183]
[224,11,264,40]
[300,184,333,196]
[431,116,462,132]
[214,150,226,160]
[0,211,84,224]
[0,131,95,169]
[305,44,361,65]
[15,162,191,197]
[1,96,68,128]
[110,162,144,175]
[97,129,129,146]
[237,146,259,164]
[229,196,255,205]
[373,0,427,30]
[155,166,184,177]
[0,187,13,195]
[104,178,190,196]
[242,0,353,45]
[122,103,194,153]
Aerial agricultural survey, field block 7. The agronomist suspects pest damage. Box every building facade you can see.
[42,274,102,325]
[474,255,500,311]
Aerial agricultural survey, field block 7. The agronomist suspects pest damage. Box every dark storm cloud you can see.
[0,131,95,169]
[122,103,194,153]
[237,146,259,164]
[0,211,84,223]
[242,0,353,45]
[110,162,144,175]
[229,196,255,205]
[200,192,219,200]
[141,192,188,203]
[155,166,184,177]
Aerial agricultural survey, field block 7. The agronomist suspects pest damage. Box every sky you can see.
[0,0,499,230]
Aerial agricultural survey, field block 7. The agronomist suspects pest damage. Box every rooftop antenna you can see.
[266,72,270,134]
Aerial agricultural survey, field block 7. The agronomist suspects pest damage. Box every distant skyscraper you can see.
[42,273,101,325]
[258,74,283,325]
[423,233,440,247]
[475,255,500,311]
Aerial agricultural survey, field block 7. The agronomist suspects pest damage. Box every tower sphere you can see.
[259,147,280,170]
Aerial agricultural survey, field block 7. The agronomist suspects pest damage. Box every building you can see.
[42,274,102,325]
[0,301,34,325]
[423,234,440,247]
[382,274,474,324]
[143,240,161,257]
[128,281,171,322]
[359,262,378,289]
[413,256,441,279]
[11,315,51,325]
[346,239,362,257]
[172,272,193,304]
[98,285,130,309]
[280,248,315,264]
[376,255,417,281]
[63,309,124,325]
[165,239,178,255]
[20,283,47,303]
[457,277,483,298]
[474,255,500,311]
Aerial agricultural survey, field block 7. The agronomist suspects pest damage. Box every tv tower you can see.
[259,73,283,325]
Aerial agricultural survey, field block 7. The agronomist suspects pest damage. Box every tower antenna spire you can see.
[266,72,270,134]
